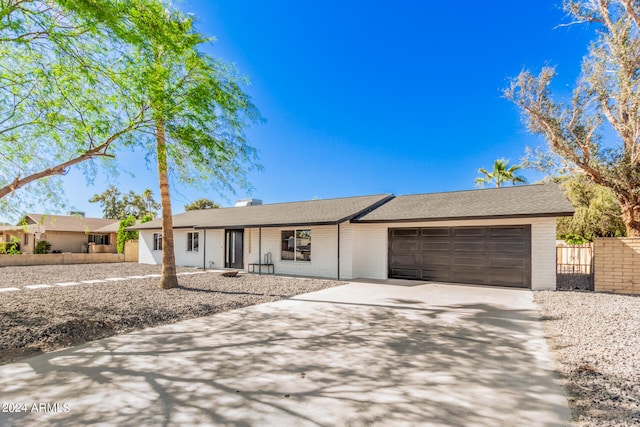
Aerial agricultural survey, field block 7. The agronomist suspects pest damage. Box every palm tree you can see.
[475,159,527,188]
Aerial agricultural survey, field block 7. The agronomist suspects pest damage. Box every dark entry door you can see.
[388,225,531,288]
[225,229,244,269]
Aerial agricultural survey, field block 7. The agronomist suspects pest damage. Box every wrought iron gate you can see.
[556,244,594,291]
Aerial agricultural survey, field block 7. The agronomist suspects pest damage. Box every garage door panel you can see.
[392,228,419,237]
[389,226,531,288]
[392,240,419,251]
[453,242,485,252]
[392,255,419,266]
[452,256,486,267]
[420,269,451,281]
[421,228,449,237]
[450,268,486,284]
[420,254,450,266]
[421,241,450,251]
[489,257,527,268]
[488,242,527,253]
[489,227,525,237]
[453,227,486,237]
[489,270,528,287]
[390,268,420,279]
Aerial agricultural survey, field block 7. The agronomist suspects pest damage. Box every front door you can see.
[225,229,244,269]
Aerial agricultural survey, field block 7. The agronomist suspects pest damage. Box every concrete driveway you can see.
[0,280,572,426]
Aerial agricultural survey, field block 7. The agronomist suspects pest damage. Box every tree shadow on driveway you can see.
[0,284,572,426]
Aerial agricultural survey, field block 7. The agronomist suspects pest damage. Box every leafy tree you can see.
[0,1,152,220]
[184,198,220,211]
[505,0,640,236]
[63,0,261,288]
[89,186,124,219]
[555,173,626,241]
[116,215,138,254]
[89,185,160,219]
[140,214,153,224]
[475,159,527,188]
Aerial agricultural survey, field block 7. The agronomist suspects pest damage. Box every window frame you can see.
[153,233,162,251]
[187,232,199,252]
[89,234,110,245]
[281,229,311,262]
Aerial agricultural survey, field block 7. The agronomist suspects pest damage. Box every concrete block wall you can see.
[124,240,139,262]
[594,238,640,294]
[0,253,124,266]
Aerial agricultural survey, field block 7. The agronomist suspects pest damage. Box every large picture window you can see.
[89,234,110,245]
[281,230,311,261]
[153,233,162,251]
[187,232,199,252]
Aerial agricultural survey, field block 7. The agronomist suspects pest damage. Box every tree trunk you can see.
[621,202,640,237]
[155,116,179,289]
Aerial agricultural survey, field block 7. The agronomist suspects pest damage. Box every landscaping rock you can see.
[220,270,239,278]
[0,263,343,365]
[535,291,640,426]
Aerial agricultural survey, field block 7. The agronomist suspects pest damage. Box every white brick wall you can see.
[352,223,388,280]
[530,218,557,290]
[245,225,342,279]
[173,230,205,268]
[204,229,225,270]
[139,230,161,265]
[338,223,354,279]
[138,217,558,290]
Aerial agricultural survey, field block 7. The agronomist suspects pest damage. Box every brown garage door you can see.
[388,226,531,288]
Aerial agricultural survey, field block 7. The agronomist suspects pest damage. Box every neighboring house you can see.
[0,214,119,254]
[131,184,575,290]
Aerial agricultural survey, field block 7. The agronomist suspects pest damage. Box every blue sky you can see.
[56,1,595,218]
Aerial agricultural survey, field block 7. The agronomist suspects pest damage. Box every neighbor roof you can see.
[131,194,394,230]
[24,214,119,233]
[353,183,574,223]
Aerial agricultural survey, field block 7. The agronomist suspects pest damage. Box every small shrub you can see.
[34,240,52,254]
[0,242,20,254]
[0,237,21,254]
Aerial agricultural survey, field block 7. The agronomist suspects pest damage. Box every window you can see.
[281,229,311,261]
[89,234,110,245]
[23,233,28,245]
[153,233,162,251]
[187,232,199,252]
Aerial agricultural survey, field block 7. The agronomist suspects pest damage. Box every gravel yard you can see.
[534,291,640,426]
[0,263,343,365]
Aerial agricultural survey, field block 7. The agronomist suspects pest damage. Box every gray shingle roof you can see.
[353,183,574,222]
[130,194,394,230]
[24,214,119,233]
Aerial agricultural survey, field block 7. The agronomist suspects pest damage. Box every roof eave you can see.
[352,211,575,224]
[194,220,342,229]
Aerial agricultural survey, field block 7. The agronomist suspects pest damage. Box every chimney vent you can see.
[234,199,262,207]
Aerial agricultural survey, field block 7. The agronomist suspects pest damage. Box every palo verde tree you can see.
[475,159,527,188]
[62,0,261,288]
[506,0,640,236]
[0,1,152,220]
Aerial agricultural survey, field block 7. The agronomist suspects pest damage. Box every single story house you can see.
[0,214,119,254]
[131,183,575,290]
